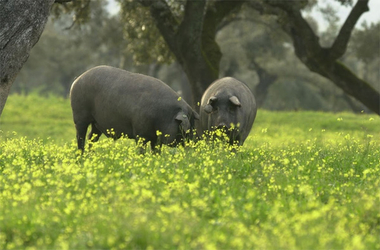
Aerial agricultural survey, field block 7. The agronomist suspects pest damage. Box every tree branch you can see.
[249,1,323,62]
[205,0,243,32]
[284,10,323,59]
[54,0,74,3]
[63,0,91,30]
[140,0,179,58]
[329,0,369,60]
[249,0,380,114]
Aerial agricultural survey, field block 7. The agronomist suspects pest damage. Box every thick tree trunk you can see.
[180,56,219,109]
[140,0,242,110]
[175,0,218,109]
[0,0,55,118]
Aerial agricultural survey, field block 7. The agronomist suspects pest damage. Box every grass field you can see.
[0,94,379,249]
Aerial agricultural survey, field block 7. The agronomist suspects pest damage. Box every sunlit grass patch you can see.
[0,94,74,143]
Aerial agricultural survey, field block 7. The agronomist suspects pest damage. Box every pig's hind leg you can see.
[75,121,90,152]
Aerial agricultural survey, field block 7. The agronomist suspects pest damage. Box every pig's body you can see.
[70,65,198,151]
[200,77,257,145]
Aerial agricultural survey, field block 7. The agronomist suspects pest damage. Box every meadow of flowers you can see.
[0,95,379,249]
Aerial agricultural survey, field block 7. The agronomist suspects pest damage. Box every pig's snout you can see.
[217,123,228,130]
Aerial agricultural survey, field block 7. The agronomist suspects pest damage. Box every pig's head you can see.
[173,108,200,144]
[203,93,243,143]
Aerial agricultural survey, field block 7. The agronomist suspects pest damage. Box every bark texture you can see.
[0,0,55,117]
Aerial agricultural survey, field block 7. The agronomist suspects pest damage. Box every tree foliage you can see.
[51,0,92,27]
[351,22,380,63]
[117,0,174,64]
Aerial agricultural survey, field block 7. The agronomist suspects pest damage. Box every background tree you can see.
[118,0,244,108]
[116,0,379,114]
[249,0,379,114]
[214,4,368,112]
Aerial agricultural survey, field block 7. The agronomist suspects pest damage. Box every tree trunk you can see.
[180,54,219,109]
[0,0,55,118]
[140,0,242,110]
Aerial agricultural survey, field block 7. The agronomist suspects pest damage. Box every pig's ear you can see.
[175,112,190,132]
[208,96,218,104]
[229,96,241,107]
[204,96,217,113]
[204,104,213,113]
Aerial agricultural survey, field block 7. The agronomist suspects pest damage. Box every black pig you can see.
[200,77,257,145]
[70,66,199,151]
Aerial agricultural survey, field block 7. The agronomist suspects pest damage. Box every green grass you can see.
[0,94,74,143]
[0,94,380,249]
